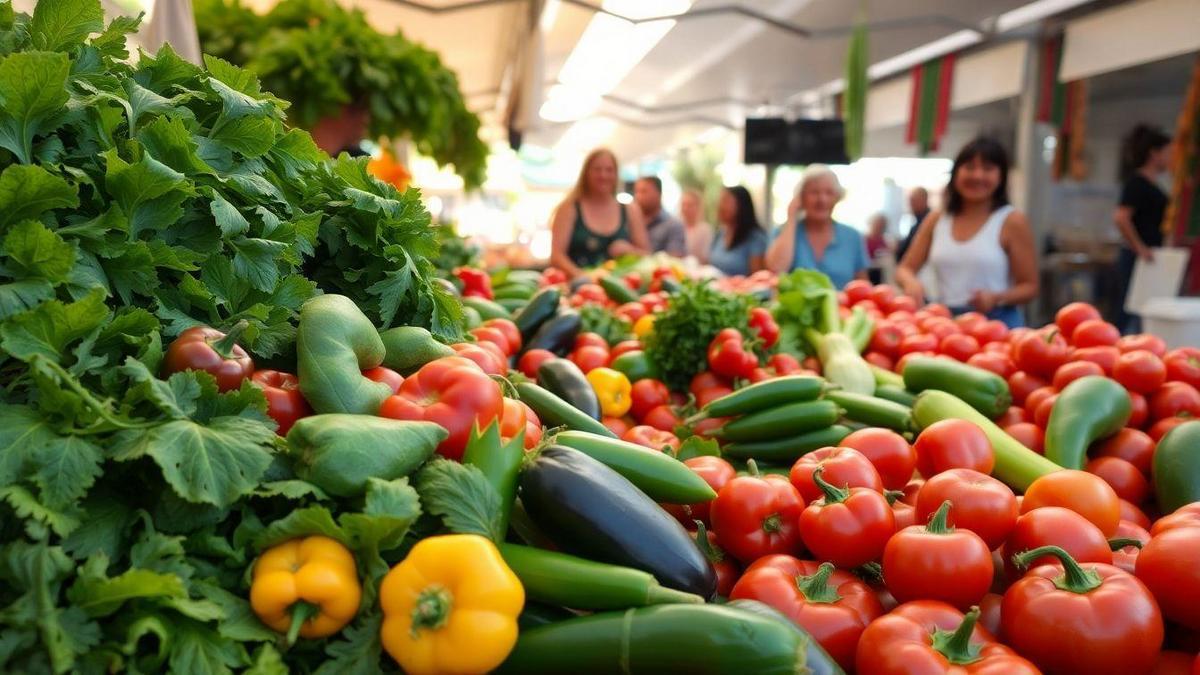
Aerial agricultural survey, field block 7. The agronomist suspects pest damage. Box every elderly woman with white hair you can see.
[766,165,869,288]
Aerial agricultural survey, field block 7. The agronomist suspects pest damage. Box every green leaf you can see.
[0,484,82,536]
[253,505,348,550]
[212,115,278,158]
[416,458,503,542]
[0,51,70,164]
[60,493,133,561]
[269,129,326,180]
[209,191,249,236]
[3,219,75,283]
[120,358,201,420]
[245,644,287,675]
[0,404,56,487]
[339,476,421,554]
[251,479,329,501]
[193,581,277,643]
[267,274,315,311]
[0,279,54,320]
[137,114,213,175]
[29,434,102,509]
[314,611,383,675]
[102,148,189,216]
[675,435,721,461]
[0,287,110,361]
[110,416,275,508]
[230,237,287,293]
[67,556,187,617]
[168,618,246,675]
[30,0,103,51]
[0,164,78,227]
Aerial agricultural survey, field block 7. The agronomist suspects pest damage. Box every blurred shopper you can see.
[865,212,892,284]
[766,165,869,288]
[550,149,650,278]
[634,176,687,256]
[896,137,1038,328]
[896,186,930,261]
[680,188,714,263]
[709,186,767,276]
[1113,124,1172,333]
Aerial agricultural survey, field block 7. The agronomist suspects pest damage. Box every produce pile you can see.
[4,2,1200,673]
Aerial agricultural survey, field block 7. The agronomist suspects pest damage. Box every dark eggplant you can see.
[524,310,580,356]
[519,446,717,599]
[537,358,600,420]
[514,287,563,343]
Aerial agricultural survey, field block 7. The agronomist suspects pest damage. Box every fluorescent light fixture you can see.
[539,0,561,32]
[995,0,1095,33]
[867,29,983,80]
[556,117,618,153]
[539,84,602,123]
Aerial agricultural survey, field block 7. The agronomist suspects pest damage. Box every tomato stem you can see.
[285,601,320,646]
[762,514,782,533]
[211,320,249,359]
[745,459,761,477]
[1108,537,1144,551]
[884,489,905,505]
[795,562,842,604]
[929,606,984,665]
[410,585,454,638]
[811,466,850,504]
[1011,545,1103,594]
[692,521,726,564]
[925,500,954,534]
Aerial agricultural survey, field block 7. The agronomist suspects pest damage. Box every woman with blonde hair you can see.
[766,165,869,288]
[550,148,650,278]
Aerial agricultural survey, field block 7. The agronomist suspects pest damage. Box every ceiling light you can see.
[539,0,561,32]
[995,0,1096,33]
[539,84,602,123]
[556,117,619,153]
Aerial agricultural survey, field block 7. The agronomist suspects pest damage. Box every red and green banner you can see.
[1167,54,1200,240]
[1037,35,1068,126]
[905,53,956,155]
[1038,34,1088,181]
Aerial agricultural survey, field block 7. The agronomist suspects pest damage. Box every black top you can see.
[1119,174,1167,248]
[896,208,930,262]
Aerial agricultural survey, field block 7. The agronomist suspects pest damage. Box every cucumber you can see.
[462,306,482,329]
[823,390,916,433]
[462,296,511,321]
[554,430,717,503]
[379,326,454,374]
[599,275,639,304]
[493,283,536,301]
[873,384,917,407]
[712,400,841,442]
[902,356,1012,419]
[701,376,823,418]
[514,288,561,341]
[516,382,616,438]
[722,425,852,463]
[497,297,528,313]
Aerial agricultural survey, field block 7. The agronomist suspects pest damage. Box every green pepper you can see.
[462,421,525,532]
[378,325,455,374]
[700,375,822,418]
[296,294,392,415]
[516,381,616,438]
[553,430,717,503]
[609,350,659,383]
[1044,375,1131,470]
[1153,420,1200,513]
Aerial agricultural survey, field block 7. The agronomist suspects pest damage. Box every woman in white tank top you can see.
[895,138,1039,328]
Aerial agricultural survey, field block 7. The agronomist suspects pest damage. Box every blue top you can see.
[709,227,768,277]
[776,219,869,289]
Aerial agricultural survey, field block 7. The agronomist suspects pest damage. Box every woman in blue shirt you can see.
[708,186,767,276]
[766,165,869,288]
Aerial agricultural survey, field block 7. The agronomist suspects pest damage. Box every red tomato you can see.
[1033,392,1059,428]
[1004,422,1044,453]
[924,303,953,318]
[1022,469,1121,536]
[696,528,740,597]
[1117,333,1167,357]
[1073,345,1121,375]
[1002,507,1113,577]
[1006,326,1034,346]
[569,345,610,374]
[1164,347,1200,389]
[362,366,404,394]
[1024,385,1057,419]
[899,333,939,356]
[614,301,647,324]
[1150,503,1200,536]
[802,356,822,375]
[955,311,987,331]
[747,367,773,383]
[916,469,1018,550]
[628,378,670,421]
[1014,327,1070,378]
[1086,456,1150,505]
[1053,360,1105,390]
[639,292,667,312]
[921,317,960,342]
[967,351,1015,378]
[730,557,883,672]
[642,405,681,432]
[790,447,884,503]
[608,339,642,360]
[711,475,806,563]
[691,416,726,439]
[1149,416,1190,441]
[574,332,609,350]
[1003,553,1163,675]
[799,469,895,568]
[983,340,1012,355]
[1056,301,1102,337]
[378,356,503,460]
[1071,318,1121,348]
[662,456,737,527]
[913,419,995,477]
[1113,350,1167,394]
[939,333,980,361]
[996,406,1030,427]
[891,500,917,531]
[470,326,512,355]
[450,342,506,375]
[250,370,312,436]
[969,319,1009,345]
[854,299,881,314]
[1007,371,1048,407]
[1129,391,1149,429]
[517,349,556,379]
[868,285,895,309]
[695,385,733,409]
[1111,520,1151,574]
[839,428,917,490]
[864,351,895,372]
[888,295,918,313]
[1150,651,1196,675]
[689,371,729,398]
[768,353,802,375]
[1150,381,1200,421]
[844,279,873,304]
[1119,500,1152,531]
[499,397,541,449]
[601,416,631,437]
[482,318,521,354]
[621,425,680,451]
[574,283,607,304]
[883,501,994,610]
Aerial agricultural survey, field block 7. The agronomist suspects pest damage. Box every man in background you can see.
[634,176,687,257]
[896,187,930,262]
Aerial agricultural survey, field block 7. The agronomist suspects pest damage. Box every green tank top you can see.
[567,201,630,268]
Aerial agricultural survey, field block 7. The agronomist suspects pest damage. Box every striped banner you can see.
[905,53,956,155]
[1037,35,1068,127]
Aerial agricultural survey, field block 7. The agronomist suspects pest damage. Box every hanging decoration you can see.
[1164,55,1200,292]
[842,12,869,161]
[1038,34,1089,181]
[905,53,956,155]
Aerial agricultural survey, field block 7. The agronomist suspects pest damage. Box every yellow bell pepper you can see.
[633,314,655,339]
[250,536,361,644]
[586,367,632,417]
[380,534,523,675]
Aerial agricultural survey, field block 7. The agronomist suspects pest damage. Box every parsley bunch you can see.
[642,281,751,391]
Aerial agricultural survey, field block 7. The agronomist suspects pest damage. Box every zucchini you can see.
[493,283,536,301]
[725,600,846,675]
[722,425,852,463]
[462,296,511,321]
[538,358,600,420]
[524,310,581,356]
[497,297,528,313]
[516,382,616,438]
[712,400,841,442]
[514,288,562,341]
[599,275,639,304]
[520,446,716,598]
[873,384,917,407]
[554,430,717,503]
[902,356,1012,419]
[462,306,482,329]
[823,390,915,433]
[701,376,822,418]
